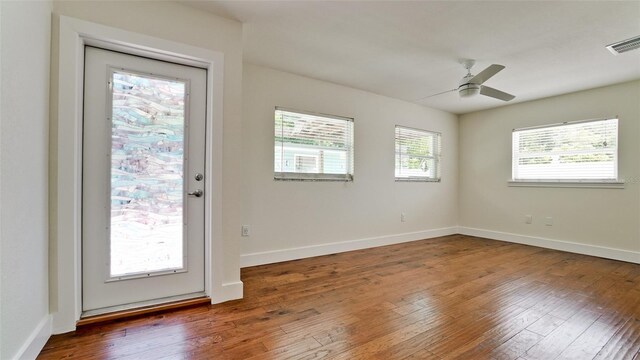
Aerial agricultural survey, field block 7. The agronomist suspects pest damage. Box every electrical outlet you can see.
[545,217,553,226]
[525,215,532,224]
[401,213,406,222]
[241,225,250,237]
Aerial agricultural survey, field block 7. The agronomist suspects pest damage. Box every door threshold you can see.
[78,293,209,327]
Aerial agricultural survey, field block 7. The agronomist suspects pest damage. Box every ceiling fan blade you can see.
[469,64,505,84]
[480,85,515,101]
[415,89,457,101]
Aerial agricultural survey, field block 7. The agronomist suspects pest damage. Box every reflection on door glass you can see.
[110,70,186,277]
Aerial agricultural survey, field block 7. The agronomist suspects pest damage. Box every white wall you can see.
[1,4,3,355]
[50,1,243,331]
[0,1,52,358]
[241,64,458,264]
[459,80,640,260]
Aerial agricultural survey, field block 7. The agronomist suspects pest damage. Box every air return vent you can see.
[606,35,640,55]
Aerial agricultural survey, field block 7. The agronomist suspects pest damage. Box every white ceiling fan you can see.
[423,59,515,101]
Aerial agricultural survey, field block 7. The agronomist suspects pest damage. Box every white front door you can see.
[82,47,206,314]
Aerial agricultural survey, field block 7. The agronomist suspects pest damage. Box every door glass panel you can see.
[110,70,187,278]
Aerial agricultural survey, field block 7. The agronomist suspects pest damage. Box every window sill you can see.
[508,180,625,189]
[395,178,441,183]
[274,172,353,182]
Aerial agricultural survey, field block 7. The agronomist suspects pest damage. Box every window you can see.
[274,107,354,181]
[512,118,618,181]
[395,126,441,181]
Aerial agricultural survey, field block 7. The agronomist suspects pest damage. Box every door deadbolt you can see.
[194,173,204,181]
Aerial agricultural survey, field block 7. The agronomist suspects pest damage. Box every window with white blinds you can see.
[395,126,441,181]
[512,118,618,181]
[274,107,354,181]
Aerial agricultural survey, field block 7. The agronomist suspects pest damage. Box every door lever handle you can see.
[187,189,203,197]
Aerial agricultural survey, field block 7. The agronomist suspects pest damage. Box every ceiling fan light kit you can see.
[458,83,480,97]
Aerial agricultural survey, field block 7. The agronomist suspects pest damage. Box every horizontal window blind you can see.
[274,107,354,181]
[512,118,618,181]
[395,126,441,181]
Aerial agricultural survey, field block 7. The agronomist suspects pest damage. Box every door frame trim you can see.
[53,15,229,333]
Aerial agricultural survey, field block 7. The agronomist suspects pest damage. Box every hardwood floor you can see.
[39,235,640,359]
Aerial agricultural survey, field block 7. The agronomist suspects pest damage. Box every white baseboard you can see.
[459,226,640,264]
[12,315,51,360]
[211,281,243,304]
[240,227,458,268]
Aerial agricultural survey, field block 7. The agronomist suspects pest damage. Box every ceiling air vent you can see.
[606,35,640,55]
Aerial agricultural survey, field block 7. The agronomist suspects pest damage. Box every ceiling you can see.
[184,1,640,115]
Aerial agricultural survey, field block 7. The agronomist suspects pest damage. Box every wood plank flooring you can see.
[39,235,640,359]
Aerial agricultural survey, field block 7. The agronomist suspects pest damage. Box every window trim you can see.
[274,172,353,182]
[394,125,442,182]
[508,180,625,189]
[274,107,354,182]
[511,117,619,184]
[275,106,354,123]
[512,116,616,132]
